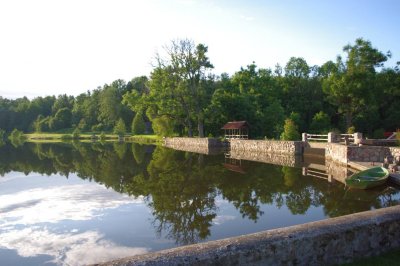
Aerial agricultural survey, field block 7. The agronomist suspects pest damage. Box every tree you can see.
[310,111,331,133]
[152,115,175,137]
[280,119,300,140]
[323,38,390,129]
[49,107,72,131]
[131,112,146,135]
[146,39,214,137]
[113,118,126,137]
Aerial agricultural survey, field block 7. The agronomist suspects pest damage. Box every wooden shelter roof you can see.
[221,121,249,130]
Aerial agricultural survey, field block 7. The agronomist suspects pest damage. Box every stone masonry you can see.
[95,205,400,266]
[230,139,304,155]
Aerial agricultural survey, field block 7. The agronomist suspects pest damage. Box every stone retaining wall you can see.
[97,205,400,266]
[325,143,348,165]
[230,139,304,155]
[163,137,224,155]
[326,143,400,165]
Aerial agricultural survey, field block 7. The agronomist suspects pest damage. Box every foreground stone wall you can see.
[230,139,304,155]
[229,150,302,167]
[97,205,400,266]
[163,137,224,155]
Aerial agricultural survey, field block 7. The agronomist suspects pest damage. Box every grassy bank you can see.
[24,133,162,144]
[341,249,400,266]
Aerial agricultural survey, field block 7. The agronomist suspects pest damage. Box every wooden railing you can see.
[340,134,354,143]
[225,134,248,140]
[305,134,328,142]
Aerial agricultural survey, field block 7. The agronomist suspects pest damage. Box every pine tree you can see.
[131,112,146,135]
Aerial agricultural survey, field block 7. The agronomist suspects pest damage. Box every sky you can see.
[0,0,399,99]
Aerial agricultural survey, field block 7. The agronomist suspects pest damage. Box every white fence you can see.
[303,132,362,144]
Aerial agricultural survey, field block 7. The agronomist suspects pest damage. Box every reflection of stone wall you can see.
[230,150,302,167]
[230,140,304,155]
[101,205,400,266]
[163,137,224,155]
[325,159,351,183]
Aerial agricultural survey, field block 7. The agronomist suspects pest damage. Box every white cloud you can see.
[0,176,149,265]
[0,228,149,265]
[212,215,236,225]
[0,183,144,226]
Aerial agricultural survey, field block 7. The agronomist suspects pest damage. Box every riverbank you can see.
[24,133,162,144]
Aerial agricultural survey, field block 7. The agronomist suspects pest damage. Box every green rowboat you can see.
[345,166,389,189]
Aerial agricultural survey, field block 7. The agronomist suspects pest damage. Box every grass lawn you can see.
[341,249,400,266]
[24,132,162,144]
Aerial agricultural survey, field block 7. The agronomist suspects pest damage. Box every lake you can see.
[0,142,399,265]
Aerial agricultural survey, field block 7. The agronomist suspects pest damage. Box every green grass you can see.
[125,134,163,144]
[341,249,400,266]
[24,132,162,144]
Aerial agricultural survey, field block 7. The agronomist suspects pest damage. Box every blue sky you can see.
[0,0,399,98]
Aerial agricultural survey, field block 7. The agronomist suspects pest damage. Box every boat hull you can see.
[345,167,389,189]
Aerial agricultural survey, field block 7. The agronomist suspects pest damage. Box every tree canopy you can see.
[0,38,398,137]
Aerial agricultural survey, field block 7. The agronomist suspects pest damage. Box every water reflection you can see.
[0,142,399,265]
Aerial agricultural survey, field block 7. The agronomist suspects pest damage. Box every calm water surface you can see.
[0,142,399,265]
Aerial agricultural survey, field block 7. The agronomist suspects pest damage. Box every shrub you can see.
[61,134,73,141]
[100,131,107,141]
[72,128,81,140]
[310,111,331,133]
[113,118,126,137]
[347,126,356,134]
[372,128,385,139]
[131,112,146,135]
[152,116,174,137]
[280,119,300,141]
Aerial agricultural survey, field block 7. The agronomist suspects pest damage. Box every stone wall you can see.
[229,150,302,167]
[98,205,400,266]
[163,137,224,155]
[326,144,400,165]
[325,143,348,165]
[230,139,304,155]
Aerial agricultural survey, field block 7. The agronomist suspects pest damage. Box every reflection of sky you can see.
[0,173,149,265]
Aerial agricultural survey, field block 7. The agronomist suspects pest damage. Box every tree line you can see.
[0,38,399,139]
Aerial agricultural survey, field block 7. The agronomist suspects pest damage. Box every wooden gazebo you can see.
[221,121,249,139]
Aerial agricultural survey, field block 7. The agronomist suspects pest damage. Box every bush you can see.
[152,116,174,137]
[8,129,26,147]
[100,131,107,141]
[131,112,146,135]
[72,128,81,140]
[61,134,73,141]
[113,118,126,137]
[347,126,356,134]
[280,119,300,141]
[372,128,385,139]
[310,111,331,133]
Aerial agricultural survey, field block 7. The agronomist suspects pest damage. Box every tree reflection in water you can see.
[0,142,399,245]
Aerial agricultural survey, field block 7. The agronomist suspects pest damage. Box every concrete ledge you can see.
[94,205,400,266]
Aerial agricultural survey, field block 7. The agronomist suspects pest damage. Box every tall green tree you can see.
[113,118,126,137]
[146,39,214,137]
[131,112,146,135]
[323,38,390,130]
